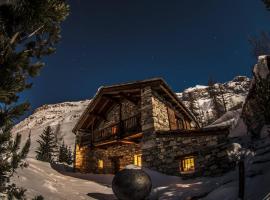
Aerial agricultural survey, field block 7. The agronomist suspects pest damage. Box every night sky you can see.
[20,0,270,116]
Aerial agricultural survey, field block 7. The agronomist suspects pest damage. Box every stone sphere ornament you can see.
[112,167,152,200]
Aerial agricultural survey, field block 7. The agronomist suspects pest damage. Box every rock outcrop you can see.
[242,55,270,138]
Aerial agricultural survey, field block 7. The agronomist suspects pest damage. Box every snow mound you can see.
[12,158,114,200]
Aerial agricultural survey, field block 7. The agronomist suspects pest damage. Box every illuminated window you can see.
[180,156,195,173]
[111,126,118,135]
[98,159,104,169]
[134,154,142,167]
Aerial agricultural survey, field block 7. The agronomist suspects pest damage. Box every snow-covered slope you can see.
[12,100,90,157]
[12,158,114,200]
[177,76,250,125]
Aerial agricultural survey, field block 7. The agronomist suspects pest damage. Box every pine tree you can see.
[196,101,205,127]
[0,0,69,198]
[207,78,224,121]
[67,146,73,165]
[187,92,196,115]
[187,91,204,127]
[217,84,227,113]
[58,141,73,165]
[58,141,67,163]
[36,126,57,163]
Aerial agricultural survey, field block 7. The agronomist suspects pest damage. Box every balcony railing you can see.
[93,113,141,144]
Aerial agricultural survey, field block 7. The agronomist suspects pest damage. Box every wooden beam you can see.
[123,132,143,139]
[88,113,107,122]
[119,92,139,105]
[103,94,121,104]
[94,140,118,147]
[120,140,138,145]
[97,98,109,114]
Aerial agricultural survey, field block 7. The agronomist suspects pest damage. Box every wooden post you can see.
[73,138,77,172]
[238,160,245,200]
[119,103,123,139]
[91,123,94,147]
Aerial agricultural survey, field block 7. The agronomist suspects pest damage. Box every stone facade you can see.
[140,86,155,132]
[142,130,233,177]
[75,144,91,172]
[152,91,170,131]
[75,83,233,177]
[75,143,141,174]
[141,87,194,132]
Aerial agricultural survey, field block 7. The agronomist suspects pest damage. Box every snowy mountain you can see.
[12,100,90,157]
[177,76,251,125]
[12,76,250,157]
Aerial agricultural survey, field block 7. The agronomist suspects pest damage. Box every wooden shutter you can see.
[185,120,191,130]
[167,107,177,130]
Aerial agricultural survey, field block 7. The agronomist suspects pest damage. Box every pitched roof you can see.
[72,77,199,133]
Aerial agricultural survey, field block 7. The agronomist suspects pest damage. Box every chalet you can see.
[72,78,232,177]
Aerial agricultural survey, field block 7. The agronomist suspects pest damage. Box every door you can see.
[111,157,121,174]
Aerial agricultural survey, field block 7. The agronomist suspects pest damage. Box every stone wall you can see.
[142,131,233,177]
[75,143,141,174]
[152,91,170,131]
[142,87,194,132]
[141,86,155,132]
[75,144,92,172]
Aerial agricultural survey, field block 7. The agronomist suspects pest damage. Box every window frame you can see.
[98,159,104,169]
[134,154,142,167]
[179,156,196,174]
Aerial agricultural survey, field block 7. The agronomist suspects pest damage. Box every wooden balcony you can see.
[93,113,142,145]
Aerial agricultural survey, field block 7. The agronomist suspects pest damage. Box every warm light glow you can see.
[75,144,86,169]
[111,126,117,135]
[134,154,142,167]
[180,156,195,173]
[98,159,104,169]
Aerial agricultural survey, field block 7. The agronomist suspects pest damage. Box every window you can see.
[111,125,118,135]
[98,159,104,169]
[134,154,142,167]
[180,156,195,173]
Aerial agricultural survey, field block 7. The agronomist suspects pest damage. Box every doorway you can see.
[110,156,121,174]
